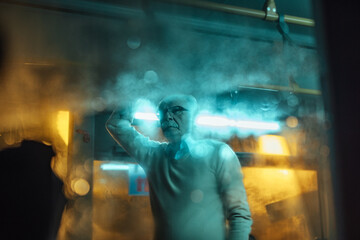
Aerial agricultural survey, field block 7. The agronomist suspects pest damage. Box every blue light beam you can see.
[133,112,280,131]
[100,163,130,171]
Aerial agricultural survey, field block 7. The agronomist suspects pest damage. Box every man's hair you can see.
[158,94,198,115]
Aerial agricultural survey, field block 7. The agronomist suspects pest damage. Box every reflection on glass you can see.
[0,1,333,240]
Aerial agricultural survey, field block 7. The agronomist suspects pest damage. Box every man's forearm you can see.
[105,104,138,155]
[105,104,160,167]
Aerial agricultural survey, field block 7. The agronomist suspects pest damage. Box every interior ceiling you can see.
[2,0,316,47]
[96,0,316,45]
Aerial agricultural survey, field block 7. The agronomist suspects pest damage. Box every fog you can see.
[0,3,319,117]
[0,3,319,143]
[0,2,325,240]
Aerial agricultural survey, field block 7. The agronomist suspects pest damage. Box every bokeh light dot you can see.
[190,189,204,203]
[72,178,90,196]
[144,70,159,84]
[127,36,141,49]
[286,116,299,128]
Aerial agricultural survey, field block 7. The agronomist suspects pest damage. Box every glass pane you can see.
[0,1,337,240]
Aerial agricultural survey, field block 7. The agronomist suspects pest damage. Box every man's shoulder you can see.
[193,138,233,159]
[197,138,228,148]
[198,138,237,159]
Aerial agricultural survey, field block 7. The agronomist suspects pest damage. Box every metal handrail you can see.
[160,0,315,27]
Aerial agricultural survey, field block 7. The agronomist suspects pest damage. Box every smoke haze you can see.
[0,2,323,240]
[0,3,319,125]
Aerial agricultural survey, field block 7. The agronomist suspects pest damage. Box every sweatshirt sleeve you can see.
[216,144,253,240]
[105,109,161,170]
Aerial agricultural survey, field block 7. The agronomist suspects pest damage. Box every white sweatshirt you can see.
[107,119,252,240]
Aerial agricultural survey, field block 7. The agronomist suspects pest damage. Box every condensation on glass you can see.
[0,1,334,240]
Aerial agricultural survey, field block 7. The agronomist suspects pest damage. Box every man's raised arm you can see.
[105,104,161,168]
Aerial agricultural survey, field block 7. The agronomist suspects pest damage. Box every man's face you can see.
[158,98,194,143]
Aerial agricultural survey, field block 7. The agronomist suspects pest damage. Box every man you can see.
[106,94,252,240]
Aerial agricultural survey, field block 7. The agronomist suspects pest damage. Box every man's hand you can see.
[106,103,134,131]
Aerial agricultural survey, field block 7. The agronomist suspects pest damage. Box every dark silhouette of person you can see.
[0,140,66,240]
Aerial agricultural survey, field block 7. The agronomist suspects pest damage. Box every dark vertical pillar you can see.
[313,1,360,239]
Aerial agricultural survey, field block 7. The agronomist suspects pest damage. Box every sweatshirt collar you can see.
[168,134,195,160]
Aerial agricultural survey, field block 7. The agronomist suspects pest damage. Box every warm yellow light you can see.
[278,169,289,175]
[71,178,90,196]
[258,135,290,156]
[57,111,70,146]
[42,141,52,146]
